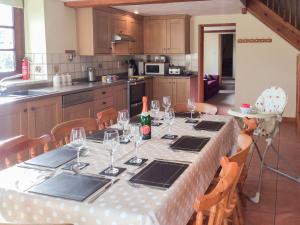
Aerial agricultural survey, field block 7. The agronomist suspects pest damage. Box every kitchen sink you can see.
[0,89,57,98]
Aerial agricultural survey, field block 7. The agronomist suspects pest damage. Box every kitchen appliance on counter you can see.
[138,61,144,75]
[145,63,169,75]
[168,66,184,75]
[128,59,138,76]
[88,67,97,82]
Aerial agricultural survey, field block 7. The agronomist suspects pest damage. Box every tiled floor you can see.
[242,121,300,225]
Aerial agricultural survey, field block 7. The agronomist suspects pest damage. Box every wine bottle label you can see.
[142,125,151,136]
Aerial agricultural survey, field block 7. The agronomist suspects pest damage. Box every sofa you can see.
[204,74,220,100]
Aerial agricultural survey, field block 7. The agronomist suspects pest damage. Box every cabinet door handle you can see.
[23,109,28,113]
[102,102,107,105]
[102,91,106,95]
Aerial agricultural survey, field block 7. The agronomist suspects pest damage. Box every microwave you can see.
[145,63,169,75]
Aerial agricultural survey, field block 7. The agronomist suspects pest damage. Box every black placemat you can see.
[151,122,163,127]
[175,112,200,118]
[29,172,110,201]
[194,121,225,131]
[170,136,210,152]
[185,119,199,124]
[87,129,123,142]
[24,146,77,168]
[129,160,188,189]
[124,157,148,166]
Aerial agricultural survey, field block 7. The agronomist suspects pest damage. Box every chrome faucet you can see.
[0,74,23,94]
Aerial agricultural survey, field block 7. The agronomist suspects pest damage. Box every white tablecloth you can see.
[0,115,239,225]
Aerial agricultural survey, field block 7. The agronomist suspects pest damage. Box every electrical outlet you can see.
[53,64,60,73]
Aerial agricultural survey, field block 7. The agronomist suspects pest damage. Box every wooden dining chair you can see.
[192,157,239,225]
[174,103,218,115]
[0,134,52,169]
[51,118,98,146]
[96,107,118,130]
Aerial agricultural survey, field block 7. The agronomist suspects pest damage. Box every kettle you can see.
[88,67,97,82]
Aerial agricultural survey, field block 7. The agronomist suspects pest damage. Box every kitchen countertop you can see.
[0,80,128,106]
[0,74,197,106]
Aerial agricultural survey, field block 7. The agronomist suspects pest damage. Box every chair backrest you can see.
[193,157,238,225]
[174,103,218,115]
[255,86,287,114]
[96,107,118,130]
[0,134,52,169]
[241,117,258,136]
[51,118,98,146]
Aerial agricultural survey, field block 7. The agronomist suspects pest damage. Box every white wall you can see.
[191,13,299,117]
[44,0,77,54]
[24,0,46,53]
[204,33,220,75]
[24,0,77,54]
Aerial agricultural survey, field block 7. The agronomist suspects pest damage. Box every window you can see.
[0,4,24,78]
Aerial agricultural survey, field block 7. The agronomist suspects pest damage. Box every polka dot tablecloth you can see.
[0,115,240,225]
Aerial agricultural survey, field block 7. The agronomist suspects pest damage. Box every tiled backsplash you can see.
[25,53,130,81]
[25,53,198,81]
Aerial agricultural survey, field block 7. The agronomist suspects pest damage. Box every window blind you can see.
[0,0,23,8]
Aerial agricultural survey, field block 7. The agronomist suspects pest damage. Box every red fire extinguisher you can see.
[22,58,30,80]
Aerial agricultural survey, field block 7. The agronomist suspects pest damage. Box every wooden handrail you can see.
[258,0,300,30]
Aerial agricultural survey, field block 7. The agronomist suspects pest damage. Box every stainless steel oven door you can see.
[129,81,145,104]
[130,102,143,117]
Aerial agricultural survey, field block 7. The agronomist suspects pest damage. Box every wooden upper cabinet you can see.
[111,14,129,55]
[76,8,112,55]
[127,17,143,54]
[144,19,167,54]
[144,15,190,54]
[94,10,112,54]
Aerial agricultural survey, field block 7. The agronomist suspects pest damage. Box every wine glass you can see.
[129,123,143,164]
[70,127,86,168]
[164,108,175,136]
[162,96,171,111]
[151,100,160,125]
[117,109,130,142]
[103,129,120,175]
[187,98,196,120]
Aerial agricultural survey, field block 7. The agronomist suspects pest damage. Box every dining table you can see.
[0,114,240,225]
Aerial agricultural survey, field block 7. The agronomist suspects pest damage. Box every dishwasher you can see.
[62,91,94,121]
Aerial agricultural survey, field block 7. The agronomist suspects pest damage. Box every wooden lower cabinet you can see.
[153,77,198,106]
[94,96,114,115]
[113,84,128,111]
[145,78,153,102]
[27,96,62,138]
[0,102,28,140]
[63,101,94,122]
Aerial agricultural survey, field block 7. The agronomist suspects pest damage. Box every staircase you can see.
[242,0,300,51]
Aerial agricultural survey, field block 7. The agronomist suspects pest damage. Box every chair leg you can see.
[232,209,240,225]
[264,143,300,183]
[236,194,244,225]
[250,142,270,203]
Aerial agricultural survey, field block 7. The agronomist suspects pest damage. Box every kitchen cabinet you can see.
[77,8,143,55]
[0,97,62,139]
[113,84,128,111]
[145,78,153,102]
[153,76,198,106]
[0,102,28,140]
[76,8,112,55]
[27,97,62,138]
[127,16,144,54]
[63,101,94,122]
[144,15,190,54]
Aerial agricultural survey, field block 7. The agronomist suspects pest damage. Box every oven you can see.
[128,80,146,117]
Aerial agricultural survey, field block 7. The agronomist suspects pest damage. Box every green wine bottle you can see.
[140,96,151,140]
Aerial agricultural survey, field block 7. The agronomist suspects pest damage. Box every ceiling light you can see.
[134,10,139,14]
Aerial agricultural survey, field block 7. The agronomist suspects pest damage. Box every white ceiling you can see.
[114,0,243,16]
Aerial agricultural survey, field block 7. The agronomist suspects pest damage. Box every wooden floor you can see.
[242,121,300,225]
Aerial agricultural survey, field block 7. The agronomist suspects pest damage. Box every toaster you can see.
[168,66,183,75]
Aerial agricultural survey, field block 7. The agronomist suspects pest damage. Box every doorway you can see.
[198,24,236,115]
